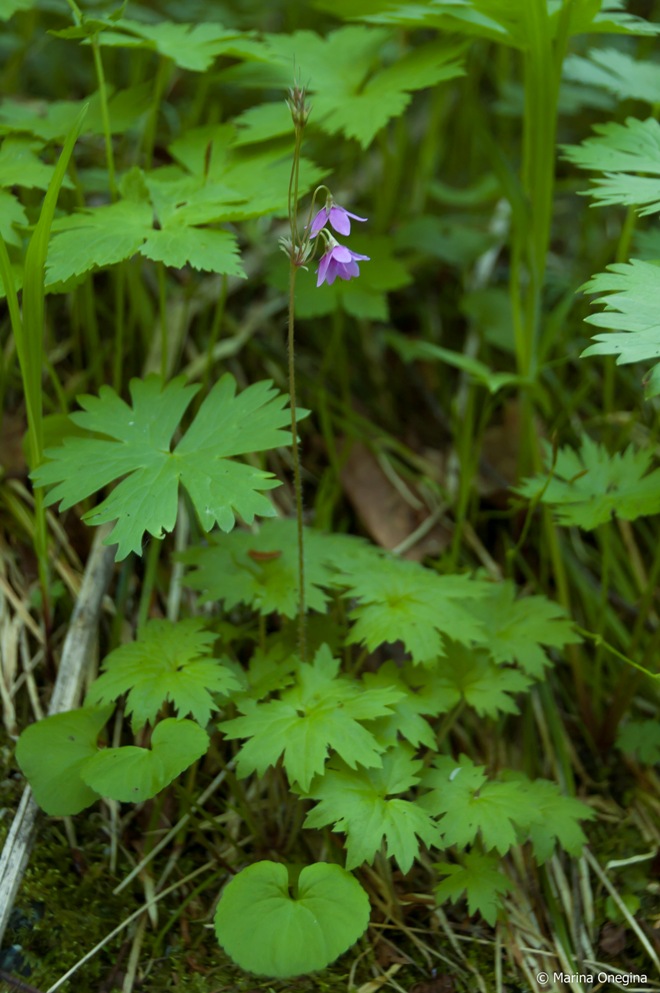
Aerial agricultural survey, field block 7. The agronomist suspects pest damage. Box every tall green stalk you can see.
[285,84,311,663]
[0,109,86,628]
[509,1,592,717]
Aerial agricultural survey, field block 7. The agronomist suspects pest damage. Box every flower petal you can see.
[317,249,333,287]
[324,260,339,285]
[331,244,353,264]
[310,207,329,237]
[329,206,351,236]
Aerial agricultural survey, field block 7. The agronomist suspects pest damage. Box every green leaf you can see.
[0,189,27,249]
[420,755,541,855]
[55,18,251,73]
[32,374,293,559]
[15,706,112,815]
[517,436,660,529]
[435,852,513,926]
[432,641,532,717]
[304,747,439,872]
[214,861,370,978]
[232,101,297,146]
[617,719,660,765]
[386,330,524,395]
[562,118,660,215]
[80,718,208,803]
[0,0,34,20]
[0,85,153,142]
[219,644,401,790]
[46,174,245,283]
[563,50,660,105]
[47,199,152,283]
[466,581,580,677]
[421,756,593,859]
[181,518,335,619]
[222,27,464,148]
[517,779,594,862]
[86,618,240,731]
[362,661,452,749]
[581,259,660,396]
[0,137,74,191]
[343,557,488,664]
[316,0,660,44]
[168,125,325,219]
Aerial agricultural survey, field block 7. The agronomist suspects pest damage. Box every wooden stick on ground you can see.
[0,527,115,947]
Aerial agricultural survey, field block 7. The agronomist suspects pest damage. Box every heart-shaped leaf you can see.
[80,718,208,802]
[15,706,112,815]
[214,861,370,977]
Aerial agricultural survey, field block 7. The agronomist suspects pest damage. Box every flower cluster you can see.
[311,197,369,287]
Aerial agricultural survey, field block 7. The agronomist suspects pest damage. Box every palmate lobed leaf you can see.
[32,374,295,559]
[180,518,336,619]
[303,746,440,872]
[435,852,513,926]
[343,557,490,663]
[46,184,245,284]
[362,661,453,749]
[421,755,593,859]
[218,26,464,148]
[0,85,156,142]
[0,136,74,191]
[517,436,660,529]
[420,755,540,854]
[617,718,660,765]
[52,17,255,73]
[219,645,402,790]
[466,580,580,677]
[431,642,532,717]
[86,618,240,731]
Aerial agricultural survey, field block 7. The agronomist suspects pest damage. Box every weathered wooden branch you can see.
[0,527,115,947]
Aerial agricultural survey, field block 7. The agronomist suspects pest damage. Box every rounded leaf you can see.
[15,706,112,815]
[80,718,208,802]
[214,861,370,978]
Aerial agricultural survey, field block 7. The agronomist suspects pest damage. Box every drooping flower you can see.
[317,241,370,287]
[310,202,367,238]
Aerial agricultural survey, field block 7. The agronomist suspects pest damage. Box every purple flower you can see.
[310,202,367,237]
[317,242,370,287]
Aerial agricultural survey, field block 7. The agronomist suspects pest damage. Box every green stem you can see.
[288,261,307,663]
[91,34,116,198]
[286,112,307,662]
[142,57,170,169]
[136,538,161,633]
[158,262,168,382]
[203,274,228,390]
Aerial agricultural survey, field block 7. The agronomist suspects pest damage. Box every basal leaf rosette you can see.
[214,861,370,977]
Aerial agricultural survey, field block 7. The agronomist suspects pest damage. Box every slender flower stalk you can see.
[283,81,369,662]
[285,82,311,663]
